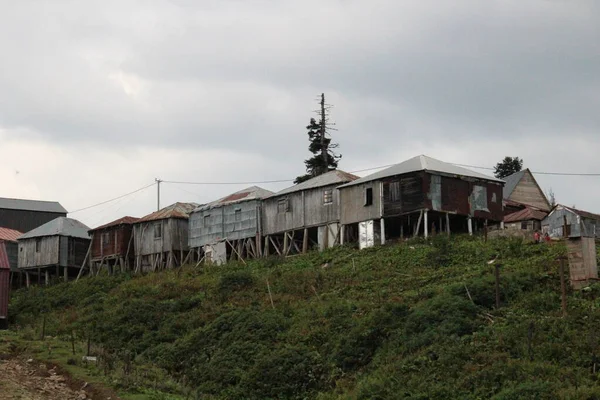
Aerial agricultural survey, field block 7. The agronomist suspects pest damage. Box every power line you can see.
[69,182,156,214]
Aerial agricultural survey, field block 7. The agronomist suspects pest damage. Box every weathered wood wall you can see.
[339,181,382,225]
[542,207,598,238]
[91,225,133,260]
[262,184,344,235]
[189,200,261,248]
[18,236,59,268]
[508,170,550,211]
[134,218,190,257]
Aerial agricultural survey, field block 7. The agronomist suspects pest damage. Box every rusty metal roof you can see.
[559,205,600,221]
[19,217,91,240]
[136,202,198,223]
[0,227,23,242]
[272,170,358,197]
[0,197,67,213]
[504,207,548,223]
[196,186,274,212]
[90,216,139,232]
[338,155,503,188]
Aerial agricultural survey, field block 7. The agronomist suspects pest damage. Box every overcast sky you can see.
[1,0,599,228]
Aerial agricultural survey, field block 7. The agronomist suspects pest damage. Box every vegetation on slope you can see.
[7,235,600,399]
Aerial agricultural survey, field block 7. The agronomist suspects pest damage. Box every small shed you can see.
[503,203,548,232]
[261,170,358,255]
[88,216,139,274]
[0,227,23,288]
[189,186,273,264]
[0,197,67,233]
[18,217,91,286]
[338,155,504,248]
[133,202,198,272]
[542,205,600,288]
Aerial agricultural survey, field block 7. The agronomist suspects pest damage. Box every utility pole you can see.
[319,93,327,175]
[155,178,162,211]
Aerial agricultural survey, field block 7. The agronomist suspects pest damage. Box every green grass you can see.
[6,235,600,399]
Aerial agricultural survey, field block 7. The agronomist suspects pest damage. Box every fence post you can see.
[495,263,502,309]
[559,257,568,317]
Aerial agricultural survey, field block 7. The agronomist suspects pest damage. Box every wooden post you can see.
[302,228,309,253]
[45,270,49,286]
[283,232,289,256]
[500,221,505,230]
[340,225,345,245]
[468,217,473,236]
[26,272,30,288]
[495,263,501,309]
[484,219,488,242]
[560,258,567,317]
[424,210,428,238]
[37,268,41,285]
[563,215,568,238]
[439,216,442,235]
[380,219,386,245]
[446,212,450,236]
[266,279,275,310]
[64,266,68,282]
[264,235,270,257]
[413,210,423,238]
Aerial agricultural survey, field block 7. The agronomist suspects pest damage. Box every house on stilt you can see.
[133,202,198,272]
[189,186,273,265]
[261,170,358,256]
[88,216,139,275]
[337,155,504,248]
[17,217,91,286]
[0,227,23,289]
[0,228,21,329]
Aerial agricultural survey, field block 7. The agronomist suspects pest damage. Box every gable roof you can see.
[0,227,23,242]
[136,202,199,223]
[90,216,139,232]
[504,207,549,223]
[272,170,359,197]
[338,155,502,189]
[502,170,526,199]
[557,204,600,221]
[18,217,91,240]
[196,186,274,212]
[0,197,67,214]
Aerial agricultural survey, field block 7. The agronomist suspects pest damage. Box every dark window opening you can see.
[102,232,110,246]
[235,209,242,221]
[389,181,401,202]
[278,198,290,213]
[35,238,41,253]
[365,187,373,206]
[203,215,210,226]
[521,221,528,230]
[154,223,162,239]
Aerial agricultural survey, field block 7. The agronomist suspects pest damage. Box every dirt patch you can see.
[0,357,121,400]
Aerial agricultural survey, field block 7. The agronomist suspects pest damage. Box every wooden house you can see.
[17,217,91,286]
[0,197,67,233]
[502,201,548,232]
[133,202,198,272]
[0,227,23,289]
[502,169,551,212]
[189,186,273,264]
[88,216,139,274]
[261,170,358,256]
[338,155,504,248]
[542,205,600,288]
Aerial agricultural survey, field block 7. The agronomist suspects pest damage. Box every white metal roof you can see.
[338,155,503,188]
[18,217,91,240]
[271,170,358,197]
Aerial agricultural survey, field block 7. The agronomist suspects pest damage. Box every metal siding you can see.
[190,200,260,247]
[542,208,585,238]
[134,218,189,256]
[303,186,341,228]
[339,181,382,225]
[0,209,67,233]
[5,242,18,272]
[18,236,60,269]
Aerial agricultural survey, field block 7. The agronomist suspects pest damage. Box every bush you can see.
[491,381,558,400]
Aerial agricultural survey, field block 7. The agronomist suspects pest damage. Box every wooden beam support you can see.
[283,232,289,256]
[269,236,282,256]
[302,228,309,253]
[380,219,386,245]
[424,210,429,238]
[413,210,423,238]
[446,213,450,235]
[468,217,473,236]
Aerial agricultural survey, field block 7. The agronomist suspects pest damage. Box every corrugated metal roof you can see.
[18,217,91,240]
[90,216,139,232]
[196,186,274,212]
[0,197,67,213]
[136,202,199,223]
[338,155,503,189]
[271,170,358,197]
[0,227,23,242]
[504,207,548,223]
[502,169,526,199]
[559,205,600,221]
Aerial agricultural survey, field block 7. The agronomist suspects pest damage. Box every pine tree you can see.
[494,156,523,179]
[294,94,342,184]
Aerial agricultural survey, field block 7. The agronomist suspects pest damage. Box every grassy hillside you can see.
[6,235,600,399]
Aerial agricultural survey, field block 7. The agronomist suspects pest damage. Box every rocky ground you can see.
[0,357,118,400]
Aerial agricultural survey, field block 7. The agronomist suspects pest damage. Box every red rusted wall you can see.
[0,242,10,320]
[91,225,134,259]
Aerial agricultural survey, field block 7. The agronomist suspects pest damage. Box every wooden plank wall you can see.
[18,236,59,268]
[508,170,550,211]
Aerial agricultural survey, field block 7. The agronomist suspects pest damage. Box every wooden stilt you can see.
[340,225,345,245]
[302,228,309,253]
[226,239,247,265]
[64,266,68,282]
[446,213,450,235]
[468,217,473,236]
[424,210,429,238]
[26,272,30,288]
[283,232,289,256]
[269,236,281,256]
[45,270,49,286]
[414,210,423,238]
[380,219,386,245]
[264,236,270,257]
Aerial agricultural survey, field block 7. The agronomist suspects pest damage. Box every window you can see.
[278,198,289,214]
[101,232,110,246]
[35,238,41,253]
[364,187,373,206]
[203,215,210,226]
[323,189,333,205]
[235,209,242,221]
[389,181,401,202]
[154,223,162,239]
[521,221,528,230]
